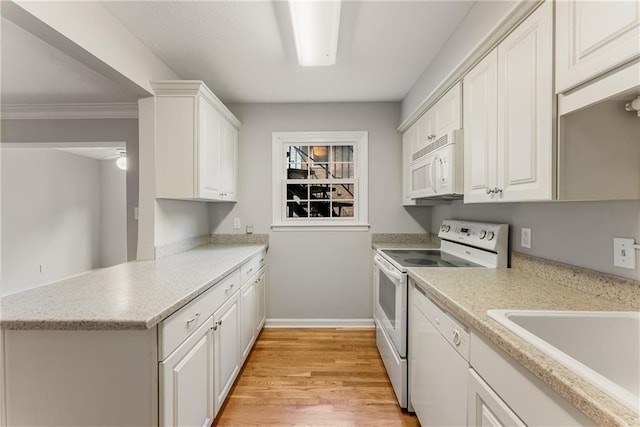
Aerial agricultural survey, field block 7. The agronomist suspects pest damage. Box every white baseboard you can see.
[264,318,374,328]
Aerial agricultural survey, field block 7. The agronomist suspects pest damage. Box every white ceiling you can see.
[0,17,140,105]
[1,1,475,106]
[104,0,475,103]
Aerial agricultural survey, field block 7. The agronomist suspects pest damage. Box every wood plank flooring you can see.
[213,328,419,426]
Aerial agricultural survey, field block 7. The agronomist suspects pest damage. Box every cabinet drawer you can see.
[241,251,266,284]
[159,270,240,360]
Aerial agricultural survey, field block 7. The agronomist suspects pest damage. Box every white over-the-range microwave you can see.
[410,129,463,199]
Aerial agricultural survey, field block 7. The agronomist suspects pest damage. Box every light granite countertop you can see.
[0,244,267,331]
[372,242,440,250]
[408,267,639,427]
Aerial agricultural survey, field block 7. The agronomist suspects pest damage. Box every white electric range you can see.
[373,219,509,409]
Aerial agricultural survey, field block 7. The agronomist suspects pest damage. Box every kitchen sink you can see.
[487,310,640,413]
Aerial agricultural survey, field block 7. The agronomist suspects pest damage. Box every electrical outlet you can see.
[246,225,254,235]
[39,264,45,273]
[521,228,532,249]
[614,238,636,269]
[233,218,241,230]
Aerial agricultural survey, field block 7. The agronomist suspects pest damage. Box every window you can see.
[272,131,368,231]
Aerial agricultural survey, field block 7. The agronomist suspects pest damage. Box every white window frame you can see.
[271,131,369,231]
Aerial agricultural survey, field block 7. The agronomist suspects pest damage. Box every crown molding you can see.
[0,103,138,120]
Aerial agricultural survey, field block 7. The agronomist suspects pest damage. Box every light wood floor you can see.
[213,328,419,427]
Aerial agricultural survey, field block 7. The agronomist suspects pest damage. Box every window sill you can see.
[271,224,371,232]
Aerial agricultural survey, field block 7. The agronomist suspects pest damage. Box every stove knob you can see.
[445,225,451,232]
[440,225,447,232]
[479,230,487,239]
[487,231,495,241]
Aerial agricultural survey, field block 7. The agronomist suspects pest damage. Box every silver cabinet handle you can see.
[247,268,253,274]
[260,258,264,263]
[186,313,201,325]
[225,284,235,293]
[486,188,494,194]
[494,187,503,194]
[217,320,223,326]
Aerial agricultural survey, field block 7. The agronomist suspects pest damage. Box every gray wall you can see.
[210,102,429,320]
[401,0,518,122]
[1,118,139,261]
[430,201,640,280]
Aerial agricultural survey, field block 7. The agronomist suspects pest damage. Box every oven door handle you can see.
[374,255,403,284]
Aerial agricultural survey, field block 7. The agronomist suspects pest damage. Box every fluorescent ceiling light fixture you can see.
[289,0,341,66]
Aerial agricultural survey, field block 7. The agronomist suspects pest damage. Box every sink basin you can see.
[487,310,640,413]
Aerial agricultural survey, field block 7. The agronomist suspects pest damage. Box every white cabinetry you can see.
[464,1,553,203]
[213,288,241,412]
[556,0,640,94]
[152,81,241,202]
[160,317,215,427]
[240,274,257,361]
[401,125,417,205]
[468,369,525,427]
[415,83,461,150]
[255,269,266,333]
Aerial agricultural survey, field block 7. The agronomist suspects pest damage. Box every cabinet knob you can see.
[217,320,223,326]
[186,312,201,325]
[494,187,503,194]
[486,188,494,194]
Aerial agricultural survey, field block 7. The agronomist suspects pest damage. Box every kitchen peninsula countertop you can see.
[0,244,267,331]
[408,267,639,427]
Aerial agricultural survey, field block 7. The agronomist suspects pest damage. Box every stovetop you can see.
[380,249,483,268]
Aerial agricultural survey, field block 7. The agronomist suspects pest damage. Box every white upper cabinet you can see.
[556,0,640,93]
[415,83,462,150]
[463,50,498,203]
[153,81,241,202]
[464,1,553,203]
[497,1,553,202]
[402,125,417,205]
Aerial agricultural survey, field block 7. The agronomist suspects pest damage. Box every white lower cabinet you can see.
[160,316,215,427]
[213,290,241,412]
[255,269,266,333]
[468,369,525,427]
[240,276,257,361]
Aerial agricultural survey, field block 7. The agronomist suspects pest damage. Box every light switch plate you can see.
[614,238,636,269]
[233,218,241,230]
[521,228,532,249]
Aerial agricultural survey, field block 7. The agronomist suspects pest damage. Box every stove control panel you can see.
[438,219,509,252]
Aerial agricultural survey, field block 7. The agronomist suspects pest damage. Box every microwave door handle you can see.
[430,155,439,193]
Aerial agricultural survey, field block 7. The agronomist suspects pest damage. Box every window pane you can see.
[309,163,329,179]
[309,201,331,217]
[287,184,309,200]
[332,201,354,217]
[310,184,331,200]
[309,146,329,163]
[331,184,354,199]
[287,146,309,163]
[332,145,353,162]
[287,200,309,218]
[287,163,308,179]
[330,163,354,179]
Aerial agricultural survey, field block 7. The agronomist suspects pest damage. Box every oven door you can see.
[373,254,407,358]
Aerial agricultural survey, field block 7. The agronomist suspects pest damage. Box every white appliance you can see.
[409,129,463,200]
[372,219,508,409]
[411,281,470,426]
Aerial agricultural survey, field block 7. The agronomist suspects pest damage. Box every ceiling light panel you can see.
[289,0,341,67]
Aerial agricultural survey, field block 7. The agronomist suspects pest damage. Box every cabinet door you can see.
[433,82,462,138]
[416,109,435,149]
[219,121,238,201]
[240,280,256,361]
[198,97,223,200]
[556,0,640,93]
[463,49,498,204]
[497,1,553,202]
[468,369,525,427]
[160,317,215,427]
[213,291,241,412]
[255,269,266,334]
[402,125,418,205]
